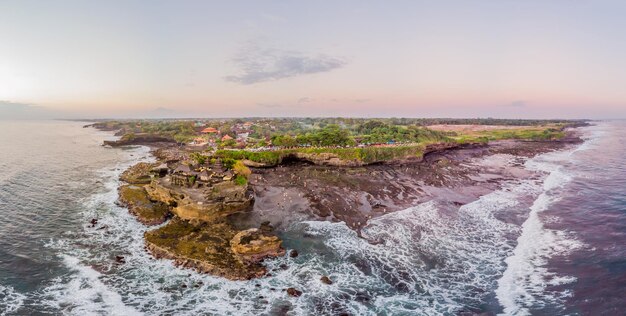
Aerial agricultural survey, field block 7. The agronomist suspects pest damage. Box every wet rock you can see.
[90,218,98,226]
[320,276,333,285]
[259,221,274,233]
[286,288,302,297]
[289,250,298,258]
[145,218,270,280]
[119,185,171,226]
[115,255,126,263]
[230,228,285,265]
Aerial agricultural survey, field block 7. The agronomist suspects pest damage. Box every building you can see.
[201,127,219,134]
[221,134,233,142]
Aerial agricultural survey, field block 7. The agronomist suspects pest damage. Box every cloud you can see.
[297,97,313,104]
[225,45,347,85]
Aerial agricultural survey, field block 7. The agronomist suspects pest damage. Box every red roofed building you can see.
[221,134,233,142]
[201,127,219,134]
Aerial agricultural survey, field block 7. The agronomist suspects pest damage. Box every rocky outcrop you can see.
[120,162,158,184]
[145,180,253,222]
[230,228,285,265]
[242,159,272,168]
[104,134,177,147]
[144,218,283,280]
[289,152,363,167]
[118,185,170,225]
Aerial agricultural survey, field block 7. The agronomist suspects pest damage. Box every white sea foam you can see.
[0,284,26,315]
[495,141,590,315]
[40,255,142,316]
[292,176,544,315]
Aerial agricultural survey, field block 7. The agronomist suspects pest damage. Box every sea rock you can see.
[144,218,268,280]
[289,250,298,258]
[286,288,302,297]
[320,276,333,285]
[103,134,176,147]
[230,228,285,265]
[120,162,158,184]
[118,185,171,225]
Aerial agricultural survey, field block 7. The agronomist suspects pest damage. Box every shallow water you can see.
[0,120,624,315]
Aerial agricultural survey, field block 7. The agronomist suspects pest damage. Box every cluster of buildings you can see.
[164,160,235,188]
[190,121,256,148]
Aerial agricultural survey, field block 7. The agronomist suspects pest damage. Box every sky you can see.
[1,0,625,119]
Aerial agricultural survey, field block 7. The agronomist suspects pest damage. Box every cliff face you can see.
[144,180,253,222]
[118,185,170,225]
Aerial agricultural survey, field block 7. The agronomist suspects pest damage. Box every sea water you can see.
[0,120,624,315]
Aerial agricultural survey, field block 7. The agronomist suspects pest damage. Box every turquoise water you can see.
[0,120,624,315]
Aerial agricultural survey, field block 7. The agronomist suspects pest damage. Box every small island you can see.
[89,117,586,281]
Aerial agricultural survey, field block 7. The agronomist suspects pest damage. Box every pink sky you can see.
[1,1,625,119]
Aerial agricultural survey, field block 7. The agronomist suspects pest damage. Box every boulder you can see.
[320,276,333,285]
[286,288,302,297]
[230,228,285,265]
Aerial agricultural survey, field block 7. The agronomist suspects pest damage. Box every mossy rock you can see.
[119,185,170,225]
[144,218,268,280]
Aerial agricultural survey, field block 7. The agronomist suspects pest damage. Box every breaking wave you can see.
[495,141,590,315]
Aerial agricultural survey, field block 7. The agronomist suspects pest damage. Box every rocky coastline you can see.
[97,124,583,282]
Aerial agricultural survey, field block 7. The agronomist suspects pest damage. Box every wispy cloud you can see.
[225,44,347,85]
[297,97,314,104]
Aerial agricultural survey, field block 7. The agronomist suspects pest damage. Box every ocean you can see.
[0,120,624,315]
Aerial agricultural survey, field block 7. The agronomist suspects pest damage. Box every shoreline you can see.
[94,123,584,280]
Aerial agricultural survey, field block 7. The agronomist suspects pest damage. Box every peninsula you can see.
[88,117,586,283]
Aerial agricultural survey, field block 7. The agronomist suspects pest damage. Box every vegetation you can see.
[95,118,582,165]
[215,144,428,165]
[222,158,236,170]
[190,152,208,165]
[233,160,251,178]
[450,127,567,143]
[234,175,248,186]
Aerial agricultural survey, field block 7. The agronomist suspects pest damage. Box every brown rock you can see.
[289,250,299,258]
[320,276,333,285]
[286,288,302,297]
[230,228,285,265]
